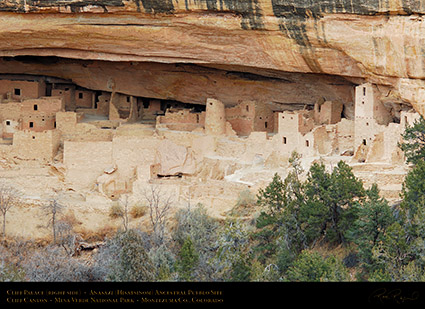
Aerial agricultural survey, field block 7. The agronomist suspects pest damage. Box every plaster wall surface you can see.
[0,80,46,101]
[156,109,205,131]
[0,102,21,138]
[75,89,94,109]
[205,98,226,136]
[52,85,75,110]
[13,129,60,162]
[315,100,343,125]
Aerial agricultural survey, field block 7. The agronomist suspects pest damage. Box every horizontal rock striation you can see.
[0,0,424,114]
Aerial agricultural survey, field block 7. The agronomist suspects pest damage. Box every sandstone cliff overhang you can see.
[0,0,423,115]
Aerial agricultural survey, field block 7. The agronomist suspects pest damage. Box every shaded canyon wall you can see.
[0,1,423,114]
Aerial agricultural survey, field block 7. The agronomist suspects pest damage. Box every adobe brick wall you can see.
[20,97,64,131]
[354,83,392,149]
[0,102,21,139]
[205,98,226,135]
[314,100,343,125]
[52,85,75,110]
[13,129,60,162]
[0,80,46,100]
[225,101,255,136]
[253,102,274,133]
[75,89,94,109]
[156,108,205,131]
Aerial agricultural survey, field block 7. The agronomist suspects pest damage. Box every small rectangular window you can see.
[283,137,287,144]
[33,104,38,111]
[14,88,21,96]
[363,87,366,96]
[29,122,34,128]
[78,92,83,99]
[5,121,10,126]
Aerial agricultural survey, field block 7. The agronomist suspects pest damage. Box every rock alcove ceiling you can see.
[0,0,423,115]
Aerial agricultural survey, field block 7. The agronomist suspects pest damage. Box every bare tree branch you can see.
[0,185,21,238]
[143,186,173,246]
[41,198,64,244]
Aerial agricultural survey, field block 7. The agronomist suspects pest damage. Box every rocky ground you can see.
[0,153,408,243]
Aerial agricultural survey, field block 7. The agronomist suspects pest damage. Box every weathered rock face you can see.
[0,0,424,114]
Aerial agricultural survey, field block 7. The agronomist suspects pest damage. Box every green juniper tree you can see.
[302,161,365,245]
[254,152,306,266]
[103,229,156,282]
[175,236,199,281]
[398,116,425,165]
[368,114,425,281]
[286,250,349,282]
[212,220,251,281]
[173,204,219,281]
[348,184,395,277]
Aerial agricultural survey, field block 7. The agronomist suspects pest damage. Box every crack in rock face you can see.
[0,0,424,115]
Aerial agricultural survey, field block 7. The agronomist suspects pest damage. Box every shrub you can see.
[175,236,199,281]
[23,246,91,281]
[0,261,25,281]
[286,250,349,282]
[94,229,155,282]
[130,204,147,218]
[109,203,124,219]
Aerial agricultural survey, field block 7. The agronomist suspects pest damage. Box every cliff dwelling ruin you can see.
[0,59,418,207]
[0,0,424,238]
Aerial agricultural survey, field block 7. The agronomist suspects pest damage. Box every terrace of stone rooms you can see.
[0,69,418,238]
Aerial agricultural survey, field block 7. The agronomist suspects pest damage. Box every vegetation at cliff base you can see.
[1,117,425,282]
